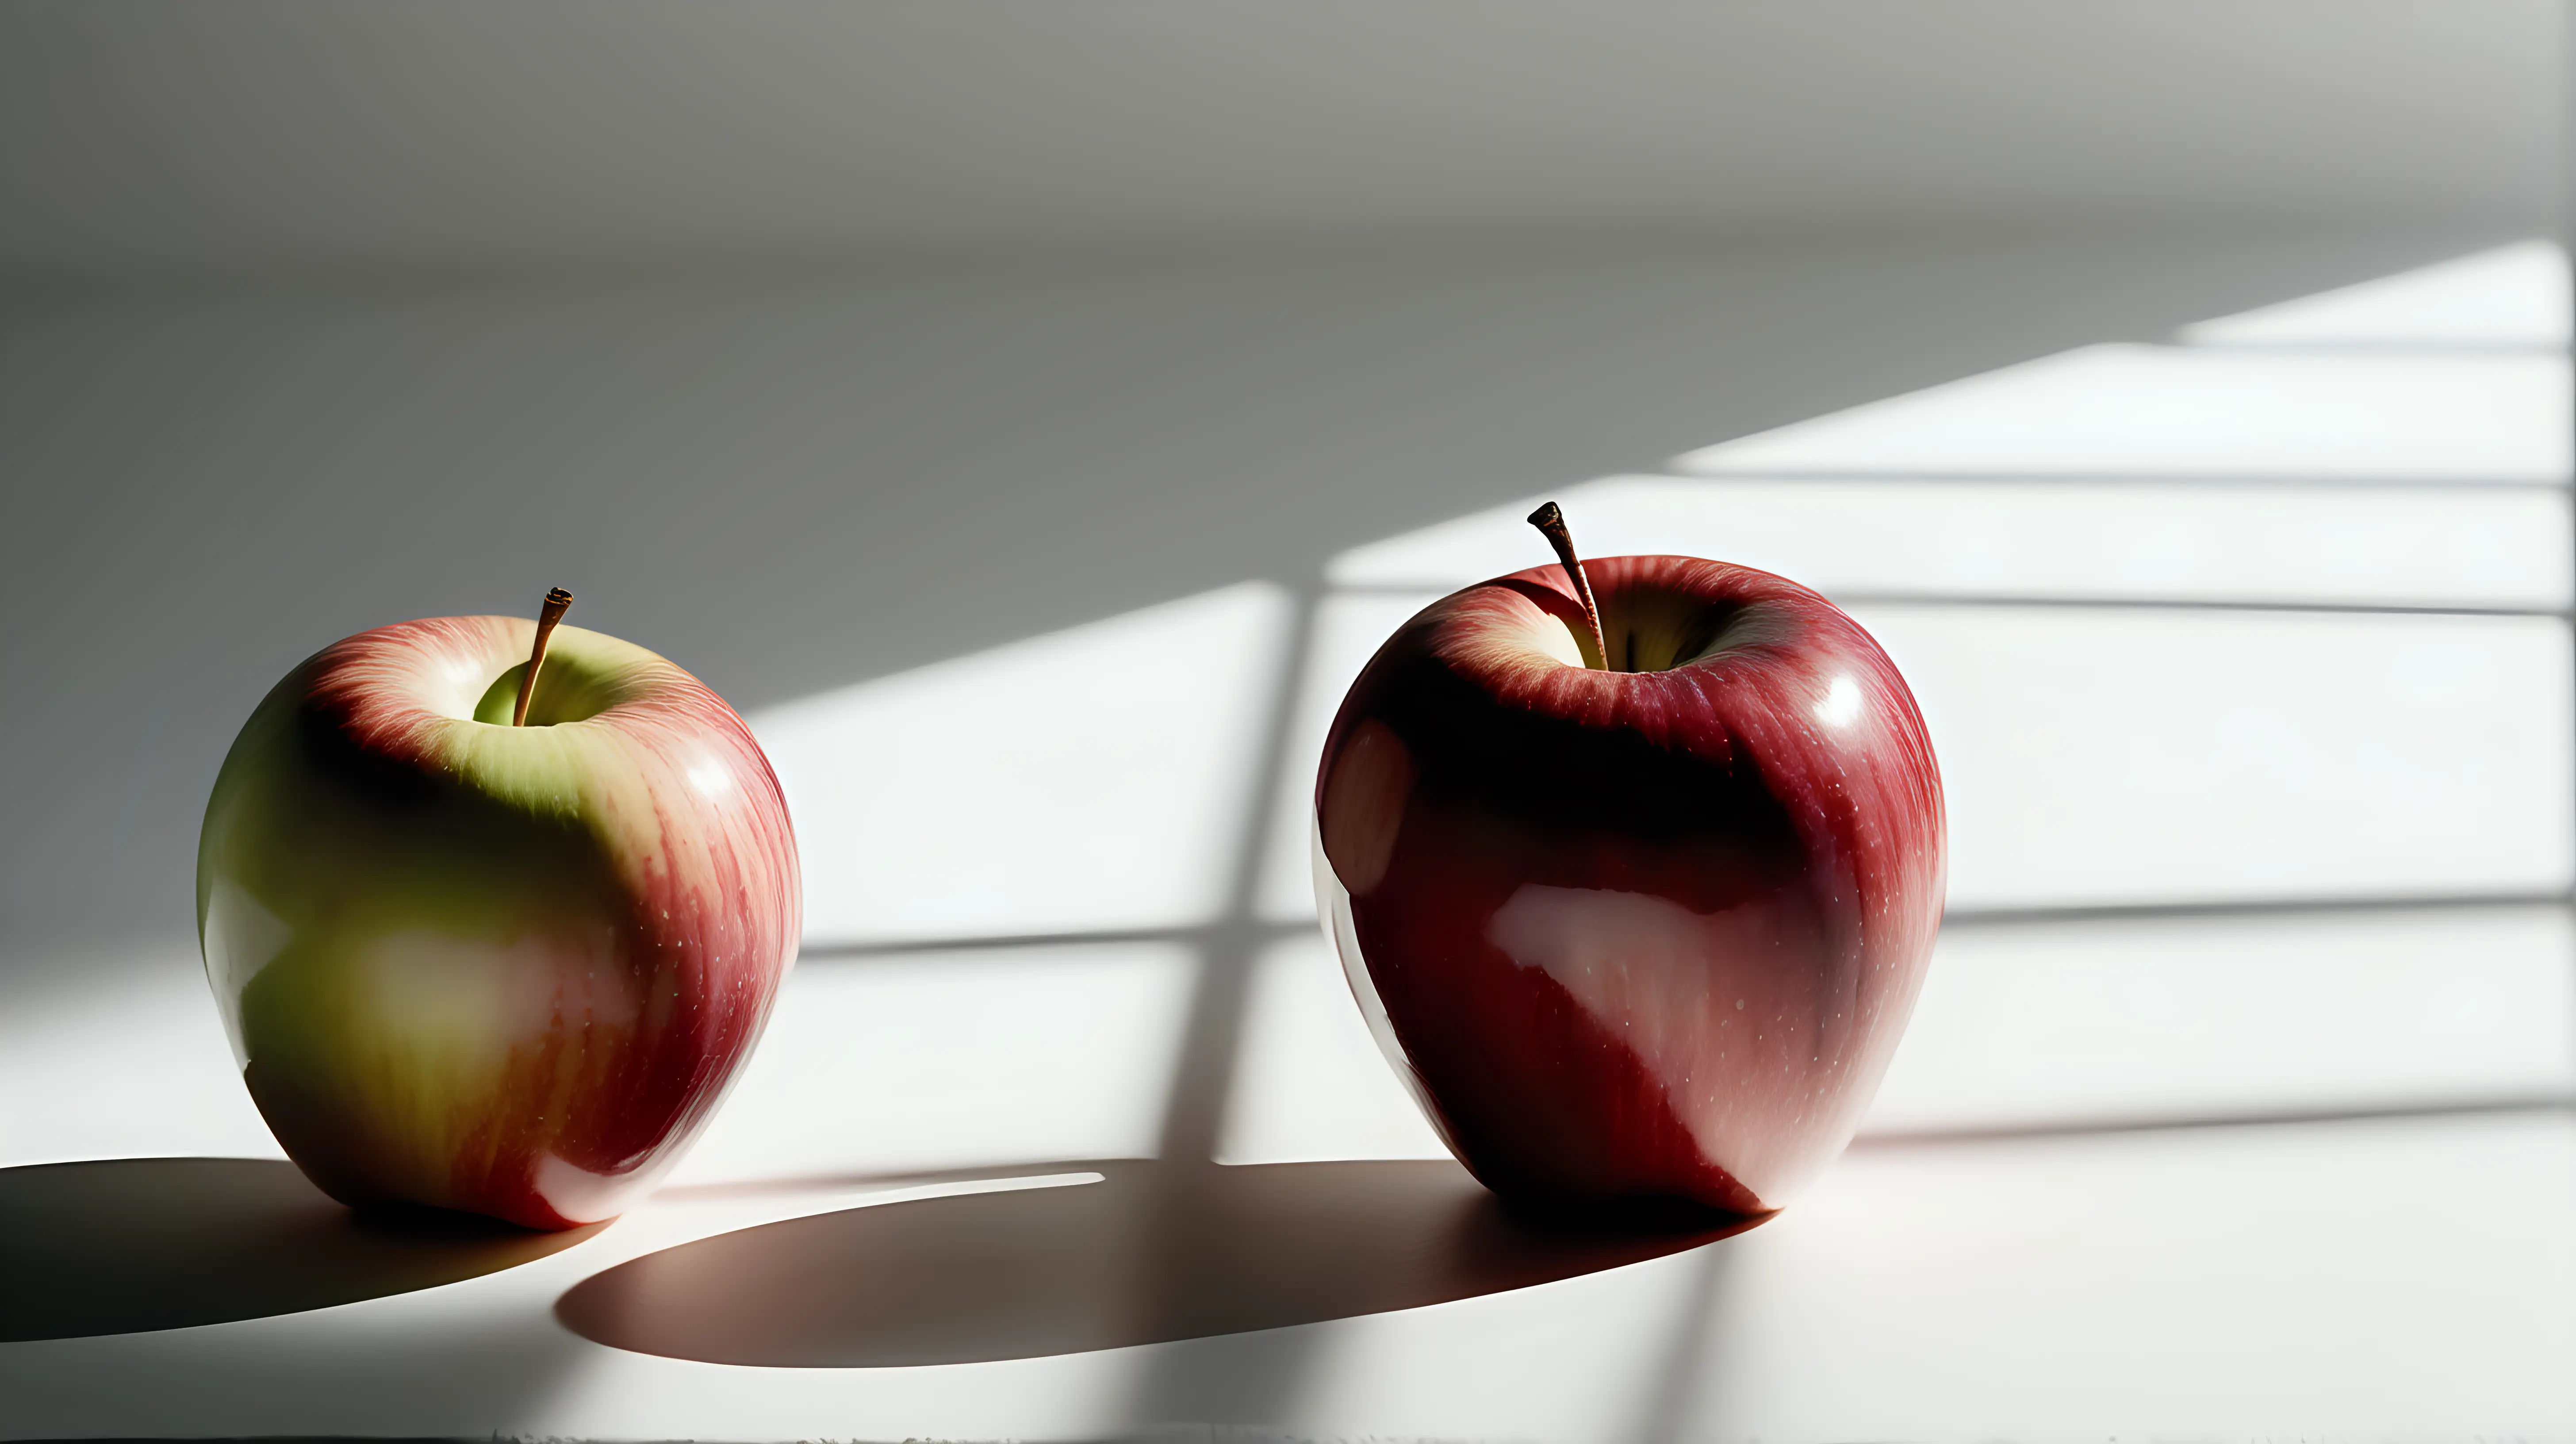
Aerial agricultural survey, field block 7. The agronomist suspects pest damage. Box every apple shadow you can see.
[557,1158,1756,1367]
[0,1156,602,1341]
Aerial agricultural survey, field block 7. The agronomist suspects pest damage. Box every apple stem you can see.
[511,588,575,726]
[1527,502,1610,671]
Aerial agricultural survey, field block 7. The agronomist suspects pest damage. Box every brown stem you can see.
[1526,502,1608,670]
[511,587,575,726]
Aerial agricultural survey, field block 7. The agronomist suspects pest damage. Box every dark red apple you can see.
[1313,509,1944,1215]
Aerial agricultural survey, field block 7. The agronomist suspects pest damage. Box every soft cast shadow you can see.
[558,1158,1756,1367]
[0,1156,602,1341]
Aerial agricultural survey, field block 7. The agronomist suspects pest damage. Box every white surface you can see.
[1677,346,2572,481]
[670,945,1199,1187]
[1219,936,1449,1165]
[1331,472,2576,607]
[1862,605,2576,910]
[1871,907,2576,1131]
[1692,1113,2576,1439]
[0,945,278,1170]
[9,242,2576,1441]
[759,583,1291,946]
[8,1118,2568,1440]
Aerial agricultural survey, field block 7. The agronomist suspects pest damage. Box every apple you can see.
[197,591,800,1230]
[1313,507,1943,1215]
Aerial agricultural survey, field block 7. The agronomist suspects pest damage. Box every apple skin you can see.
[197,616,800,1230]
[1314,555,1942,1215]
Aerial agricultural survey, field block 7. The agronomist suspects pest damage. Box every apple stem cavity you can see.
[511,587,575,726]
[1527,502,1610,671]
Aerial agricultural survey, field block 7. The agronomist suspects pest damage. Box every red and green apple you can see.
[197,592,801,1230]
[1314,507,1944,1215]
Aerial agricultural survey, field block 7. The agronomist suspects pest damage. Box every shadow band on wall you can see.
[559,1159,1753,1367]
[0,1157,600,1341]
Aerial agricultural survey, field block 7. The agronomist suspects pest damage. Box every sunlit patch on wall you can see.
[1867,906,2576,1134]
[1327,474,2572,610]
[2180,241,2570,349]
[752,583,1292,947]
[1673,345,2569,482]
[1859,605,2574,910]
[1218,936,1449,1166]
[668,943,1197,1186]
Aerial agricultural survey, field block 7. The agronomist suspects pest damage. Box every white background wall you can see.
[5,0,2558,983]
[2,1,2559,270]
[1,227,2519,980]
